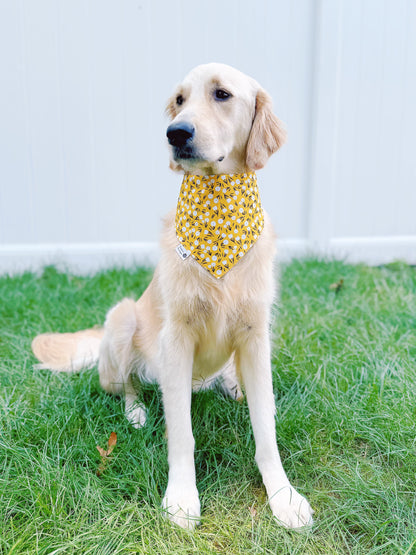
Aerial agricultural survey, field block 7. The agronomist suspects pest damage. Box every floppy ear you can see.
[246,89,287,170]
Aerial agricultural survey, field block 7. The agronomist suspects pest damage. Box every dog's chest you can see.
[176,288,253,378]
[191,309,235,377]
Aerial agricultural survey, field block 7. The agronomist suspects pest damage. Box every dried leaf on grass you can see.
[96,432,117,476]
[329,278,344,293]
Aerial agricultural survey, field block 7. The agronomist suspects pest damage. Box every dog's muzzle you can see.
[167,122,196,159]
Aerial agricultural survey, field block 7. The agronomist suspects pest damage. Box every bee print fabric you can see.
[175,172,264,278]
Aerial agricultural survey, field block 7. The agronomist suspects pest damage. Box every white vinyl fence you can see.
[0,0,415,274]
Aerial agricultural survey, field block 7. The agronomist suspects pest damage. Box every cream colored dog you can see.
[32,63,313,530]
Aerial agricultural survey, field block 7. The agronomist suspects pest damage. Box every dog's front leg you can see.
[237,328,314,529]
[159,324,200,530]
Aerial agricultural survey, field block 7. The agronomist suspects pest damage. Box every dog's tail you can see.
[31,328,104,372]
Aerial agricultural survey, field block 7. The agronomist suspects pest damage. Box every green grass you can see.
[1,260,415,554]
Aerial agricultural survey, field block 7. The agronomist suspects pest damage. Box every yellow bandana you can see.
[175,172,264,278]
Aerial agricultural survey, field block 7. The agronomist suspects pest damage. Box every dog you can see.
[32,63,314,530]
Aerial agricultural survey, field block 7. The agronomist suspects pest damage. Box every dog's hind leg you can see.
[124,376,147,429]
[98,298,147,428]
[216,354,243,401]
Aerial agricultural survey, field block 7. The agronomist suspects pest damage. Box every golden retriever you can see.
[32,63,313,530]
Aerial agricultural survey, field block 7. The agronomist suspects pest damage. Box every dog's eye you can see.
[214,89,231,101]
[176,94,184,106]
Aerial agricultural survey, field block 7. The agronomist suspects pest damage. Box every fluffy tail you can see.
[32,328,104,372]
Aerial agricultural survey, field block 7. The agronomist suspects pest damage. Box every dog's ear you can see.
[246,89,287,170]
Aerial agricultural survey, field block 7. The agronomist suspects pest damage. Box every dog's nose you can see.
[166,122,195,147]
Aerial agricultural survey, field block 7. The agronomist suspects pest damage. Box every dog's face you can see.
[166,63,286,175]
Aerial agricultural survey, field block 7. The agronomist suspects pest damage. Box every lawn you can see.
[0,259,415,554]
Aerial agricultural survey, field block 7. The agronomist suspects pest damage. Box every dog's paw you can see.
[126,403,147,429]
[162,486,201,530]
[269,484,313,530]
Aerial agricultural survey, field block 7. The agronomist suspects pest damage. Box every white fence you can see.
[1,0,415,274]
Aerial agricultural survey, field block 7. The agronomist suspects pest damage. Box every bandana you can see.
[175,172,264,278]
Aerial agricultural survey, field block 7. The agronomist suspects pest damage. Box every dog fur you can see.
[32,63,313,530]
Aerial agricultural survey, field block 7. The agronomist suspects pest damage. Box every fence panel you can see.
[0,0,414,273]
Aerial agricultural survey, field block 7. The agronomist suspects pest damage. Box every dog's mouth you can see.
[172,145,200,161]
[172,146,225,166]
[167,122,225,166]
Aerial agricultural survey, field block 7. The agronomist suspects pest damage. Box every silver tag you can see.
[176,244,191,260]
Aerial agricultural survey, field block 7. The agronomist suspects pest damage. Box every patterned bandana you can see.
[175,172,264,278]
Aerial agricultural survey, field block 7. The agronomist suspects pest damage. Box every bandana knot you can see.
[175,172,264,278]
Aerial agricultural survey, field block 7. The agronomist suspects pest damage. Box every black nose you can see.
[166,122,195,147]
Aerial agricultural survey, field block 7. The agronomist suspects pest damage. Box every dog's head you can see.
[166,63,286,175]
